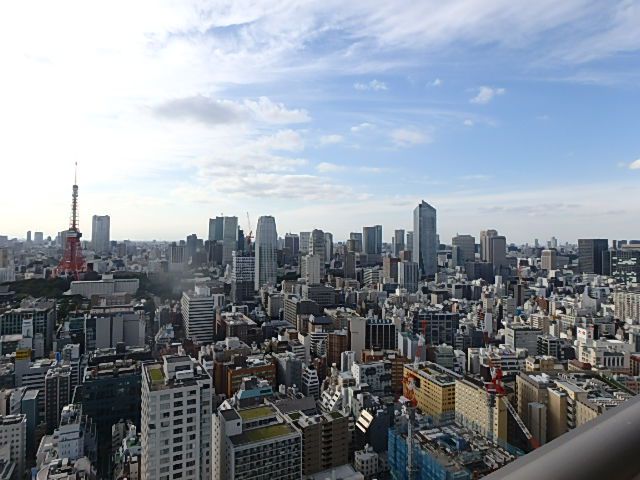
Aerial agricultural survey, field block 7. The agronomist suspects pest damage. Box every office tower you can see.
[231,251,255,303]
[550,236,558,249]
[222,216,238,265]
[541,249,557,270]
[398,261,419,292]
[489,235,507,274]
[0,414,26,477]
[393,229,405,256]
[255,216,278,290]
[309,229,326,276]
[168,242,186,271]
[609,246,640,284]
[413,201,437,276]
[406,231,413,252]
[26,230,32,243]
[363,225,382,255]
[284,233,300,256]
[208,217,224,241]
[452,234,475,264]
[301,254,321,285]
[324,231,334,263]
[344,251,356,279]
[72,360,141,474]
[299,231,311,254]
[141,355,212,480]
[349,232,363,252]
[181,285,215,344]
[480,229,498,262]
[213,403,302,479]
[383,256,399,282]
[578,239,608,274]
[91,215,111,254]
[44,365,71,433]
[186,233,198,260]
[34,231,44,244]
[301,366,320,399]
[274,352,303,388]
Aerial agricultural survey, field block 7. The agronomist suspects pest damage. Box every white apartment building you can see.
[141,355,213,480]
[181,286,215,344]
[351,360,392,397]
[0,414,26,479]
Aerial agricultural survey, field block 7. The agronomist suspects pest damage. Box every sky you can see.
[1,0,639,244]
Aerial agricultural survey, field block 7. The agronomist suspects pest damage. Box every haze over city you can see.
[2,1,640,242]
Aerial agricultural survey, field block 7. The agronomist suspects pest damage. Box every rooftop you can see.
[238,405,275,421]
[230,423,296,446]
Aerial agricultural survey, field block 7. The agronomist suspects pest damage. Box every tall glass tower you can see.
[254,215,278,290]
[413,201,437,276]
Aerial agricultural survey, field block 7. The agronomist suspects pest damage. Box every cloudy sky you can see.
[1,1,639,243]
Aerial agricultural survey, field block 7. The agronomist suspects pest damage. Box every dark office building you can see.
[73,360,142,474]
[578,239,608,274]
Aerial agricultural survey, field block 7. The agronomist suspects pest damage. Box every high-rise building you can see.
[406,231,414,252]
[141,355,212,480]
[308,229,326,276]
[413,201,437,276]
[349,232,363,252]
[299,232,311,254]
[91,215,111,254]
[213,403,302,479]
[34,231,44,244]
[26,230,32,243]
[480,229,498,262]
[284,233,300,256]
[489,235,507,274]
[208,217,224,241]
[344,251,356,279]
[452,234,475,265]
[398,261,419,292]
[301,255,321,285]
[541,249,558,270]
[181,285,215,344]
[393,229,405,256]
[231,251,255,303]
[324,231,334,263]
[578,239,608,274]
[222,216,238,266]
[255,216,278,290]
[383,256,399,282]
[168,242,186,271]
[44,365,71,433]
[363,225,382,255]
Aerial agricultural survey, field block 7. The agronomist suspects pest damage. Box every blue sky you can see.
[1,0,639,243]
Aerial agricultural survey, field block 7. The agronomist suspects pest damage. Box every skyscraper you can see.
[480,229,498,262]
[231,251,255,303]
[363,225,382,255]
[255,216,278,290]
[299,231,311,254]
[406,231,414,252]
[452,234,475,264]
[349,232,363,252]
[578,239,608,274]
[208,217,224,241]
[413,201,437,276]
[393,229,405,256]
[489,235,507,274]
[181,285,215,344]
[91,215,111,254]
[309,229,326,276]
[324,231,334,263]
[222,216,238,266]
[284,233,300,256]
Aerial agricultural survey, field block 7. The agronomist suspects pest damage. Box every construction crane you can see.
[245,212,254,248]
[485,360,539,450]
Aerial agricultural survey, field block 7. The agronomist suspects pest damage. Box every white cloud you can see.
[316,162,346,173]
[243,97,310,124]
[255,130,305,152]
[319,134,344,145]
[430,78,442,87]
[463,119,474,126]
[470,86,506,104]
[350,122,375,133]
[630,159,640,170]
[354,79,388,91]
[390,128,431,147]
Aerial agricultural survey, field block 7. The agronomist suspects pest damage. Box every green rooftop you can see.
[243,424,294,443]
[329,411,344,420]
[238,405,274,421]
[148,366,164,384]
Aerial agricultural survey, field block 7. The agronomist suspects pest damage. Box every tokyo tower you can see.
[56,163,86,279]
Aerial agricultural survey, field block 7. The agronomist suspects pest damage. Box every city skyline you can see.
[2,1,640,241]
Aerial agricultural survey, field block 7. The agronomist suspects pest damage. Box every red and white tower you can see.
[56,163,86,279]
